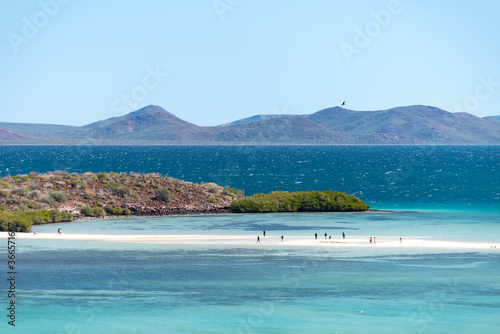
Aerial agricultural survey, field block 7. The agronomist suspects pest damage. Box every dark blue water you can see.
[0,145,498,210]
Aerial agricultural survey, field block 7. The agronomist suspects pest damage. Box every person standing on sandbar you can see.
[263,230,266,237]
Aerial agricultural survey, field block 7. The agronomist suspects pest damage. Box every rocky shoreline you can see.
[113,205,233,216]
[76,208,389,221]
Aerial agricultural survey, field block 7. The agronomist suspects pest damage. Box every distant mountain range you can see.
[1,105,499,144]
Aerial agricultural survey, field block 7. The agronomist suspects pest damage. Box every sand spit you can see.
[2,232,499,249]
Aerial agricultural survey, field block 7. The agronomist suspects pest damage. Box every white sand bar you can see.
[1,232,499,249]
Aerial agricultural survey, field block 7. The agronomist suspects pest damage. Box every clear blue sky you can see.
[1,0,499,126]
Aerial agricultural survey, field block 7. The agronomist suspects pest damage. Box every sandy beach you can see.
[2,232,498,249]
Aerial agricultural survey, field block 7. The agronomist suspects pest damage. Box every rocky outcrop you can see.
[0,172,243,219]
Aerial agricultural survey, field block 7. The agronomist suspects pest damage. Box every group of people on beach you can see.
[257,230,404,245]
[313,232,346,240]
[259,231,348,243]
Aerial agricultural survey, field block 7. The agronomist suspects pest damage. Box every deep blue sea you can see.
[0,145,498,210]
[1,145,499,333]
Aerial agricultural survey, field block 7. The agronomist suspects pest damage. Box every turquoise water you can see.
[1,145,499,333]
[11,222,500,334]
[31,210,500,243]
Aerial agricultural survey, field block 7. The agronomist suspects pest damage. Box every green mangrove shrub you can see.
[104,206,131,215]
[81,205,106,217]
[230,191,370,213]
[0,209,73,232]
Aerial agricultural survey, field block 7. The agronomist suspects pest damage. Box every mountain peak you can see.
[128,105,168,116]
[79,105,195,134]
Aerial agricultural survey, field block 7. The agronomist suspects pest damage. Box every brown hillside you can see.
[0,171,243,219]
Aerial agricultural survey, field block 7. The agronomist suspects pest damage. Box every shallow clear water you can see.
[31,210,500,243]
[1,145,499,333]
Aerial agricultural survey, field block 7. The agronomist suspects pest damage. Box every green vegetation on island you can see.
[0,208,73,232]
[230,191,370,213]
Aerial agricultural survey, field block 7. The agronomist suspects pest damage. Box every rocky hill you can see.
[74,105,203,141]
[307,106,500,144]
[1,105,499,144]
[0,171,243,231]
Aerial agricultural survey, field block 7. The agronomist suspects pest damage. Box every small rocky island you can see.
[0,171,370,232]
[0,171,243,232]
